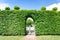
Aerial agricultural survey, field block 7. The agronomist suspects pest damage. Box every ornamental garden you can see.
[0,6,60,36]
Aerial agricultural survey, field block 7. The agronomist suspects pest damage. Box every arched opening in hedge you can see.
[25,16,35,35]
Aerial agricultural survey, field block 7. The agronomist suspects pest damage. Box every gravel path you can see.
[24,24,36,40]
[24,28,36,40]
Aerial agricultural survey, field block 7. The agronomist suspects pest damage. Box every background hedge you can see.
[0,7,60,36]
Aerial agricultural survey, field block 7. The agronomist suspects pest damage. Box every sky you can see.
[0,0,60,10]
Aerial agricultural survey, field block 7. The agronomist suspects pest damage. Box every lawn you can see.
[0,35,60,40]
[0,36,23,40]
[36,35,60,40]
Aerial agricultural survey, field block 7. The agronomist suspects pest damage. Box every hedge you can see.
[0,7,60,36]
[0,10,26,36]
[35,11,60,35]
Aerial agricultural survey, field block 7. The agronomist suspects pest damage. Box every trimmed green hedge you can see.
[35,11,60,35]
[0,10,26,36]
[0,8,60,36]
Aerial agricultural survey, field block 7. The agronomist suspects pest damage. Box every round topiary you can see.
[41,6,46,10]
[52,7,57,11]
[14,6,20,10]
[5,7,10,10]
[26,19,34,26]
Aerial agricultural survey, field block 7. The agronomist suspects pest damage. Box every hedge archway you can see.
[0,7,60,36]
[25,17,35,35]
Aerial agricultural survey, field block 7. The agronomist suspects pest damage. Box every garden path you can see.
[24,33,36,40]
[24,25,36,40]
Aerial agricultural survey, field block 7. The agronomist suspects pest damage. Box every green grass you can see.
[0,36,23,40]
[36,35,60,40]
[0,35,60,40]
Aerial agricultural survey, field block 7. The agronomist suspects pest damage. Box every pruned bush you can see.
[5,7,10,10]
[14,6,20,10]
[41,6,46,10]
[26,19,34,26]
[52,7,57,11]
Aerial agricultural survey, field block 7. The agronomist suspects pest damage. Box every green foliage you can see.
[5,7,10,10]
[35,11,60,35]
[41,6,46,10]
[0,6,60,36]
[26,19,34,26]
[52,7,57,11]
[14,6,20,10]
[0,10,25,36]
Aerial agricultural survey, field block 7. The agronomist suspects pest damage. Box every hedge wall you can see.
[35,11,60,35]
[0,8,60,36]
[0,10,26,36]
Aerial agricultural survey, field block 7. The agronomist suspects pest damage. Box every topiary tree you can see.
[14,6,20,10]
[26,19,34,26]
[41,6,46,10]
[52,7,57,11]
[5,7,10,10]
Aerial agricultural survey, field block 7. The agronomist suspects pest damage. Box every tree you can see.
[26,19,34,26]
[14,6,20,10]
[41,6,46,10]
[5,7,10,10]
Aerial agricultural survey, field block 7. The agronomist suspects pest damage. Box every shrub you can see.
[41,6,46,10]
[26,19,34,26]
[52,7,57,11]
[14,6,20,10]
[5,7,10,10]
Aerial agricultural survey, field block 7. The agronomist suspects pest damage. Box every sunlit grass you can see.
[0,35,60,40]
[36,35,60,40]
[0,36,23,40]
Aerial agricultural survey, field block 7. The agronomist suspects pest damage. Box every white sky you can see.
[46,3,60,11]
[0,3,10,10]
